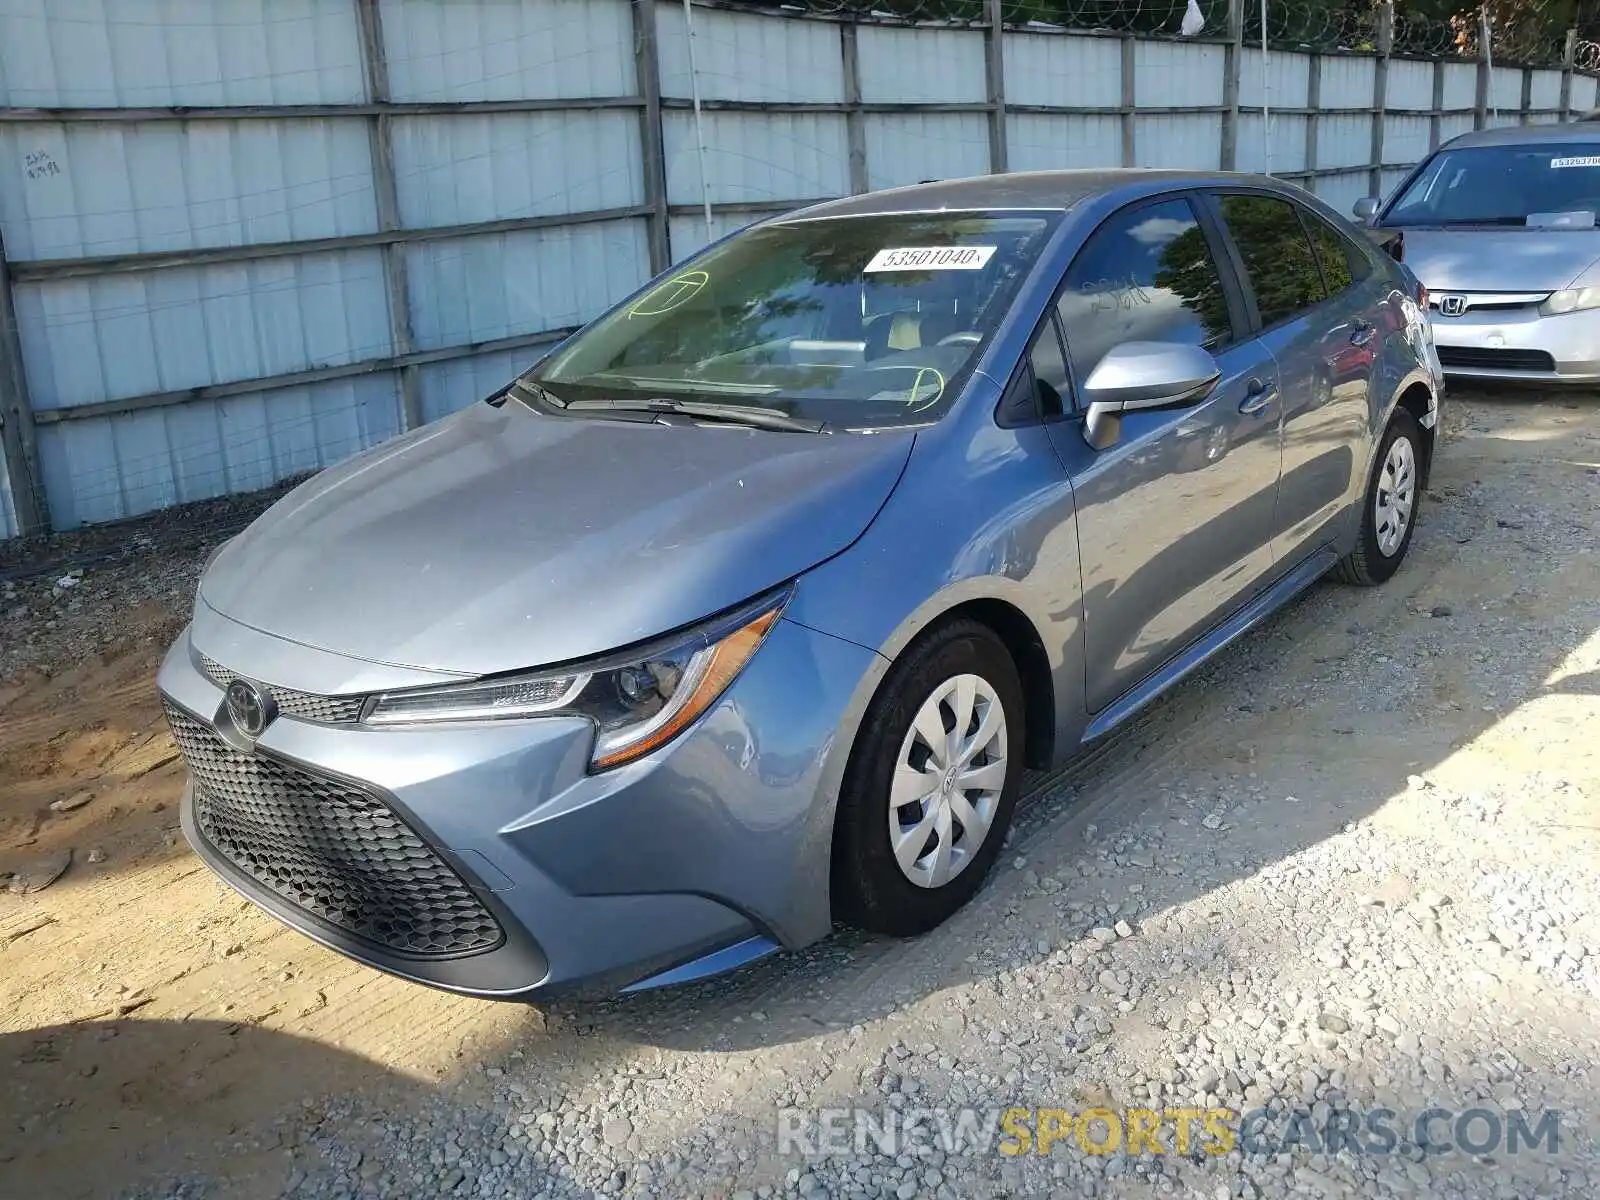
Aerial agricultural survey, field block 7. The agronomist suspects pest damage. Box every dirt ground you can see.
[2,390,1599,1199]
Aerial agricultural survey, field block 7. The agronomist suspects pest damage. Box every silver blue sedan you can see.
[159,170,1442,1000]
[1357,124,1600,383]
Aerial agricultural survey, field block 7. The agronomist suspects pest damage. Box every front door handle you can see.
[1350,320,1376,347]
[1238,379,1276,416]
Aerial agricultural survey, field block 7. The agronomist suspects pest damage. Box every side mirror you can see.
[1081,342,1221,451]
[1353,197,1381,222]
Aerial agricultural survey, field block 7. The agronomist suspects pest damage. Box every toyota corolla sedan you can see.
[159,170,1442,1000]
[1355,124,1600,382]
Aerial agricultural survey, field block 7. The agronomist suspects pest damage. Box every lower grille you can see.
[197,653,366,725]
[1436,346,1556,372]
[165,702,504,959]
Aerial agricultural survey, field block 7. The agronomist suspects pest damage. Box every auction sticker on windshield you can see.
[865,246,997,272]
[1550,156,1600,169]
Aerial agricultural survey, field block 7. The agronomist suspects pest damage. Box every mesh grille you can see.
[166,702,504,959]
[198,653,366,724]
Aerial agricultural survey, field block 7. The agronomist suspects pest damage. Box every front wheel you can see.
[832,619,1025,937]
[1337,408,1422,586]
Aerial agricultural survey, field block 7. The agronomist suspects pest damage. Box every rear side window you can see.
[1301,208,1372,294]
[1056,197,1234,381]
[1218,194,1326,327]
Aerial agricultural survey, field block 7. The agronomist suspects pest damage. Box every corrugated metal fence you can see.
[1,0,1595,538]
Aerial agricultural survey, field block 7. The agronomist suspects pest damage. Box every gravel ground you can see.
[5,392,1600,1200]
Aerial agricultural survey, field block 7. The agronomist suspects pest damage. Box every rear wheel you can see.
[832,619,1024,937]
[1338,408,1422,586]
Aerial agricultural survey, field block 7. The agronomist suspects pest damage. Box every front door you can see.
[1044,196,1285,715]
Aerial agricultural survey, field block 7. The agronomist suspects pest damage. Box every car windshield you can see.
[1383,143,1600,228]
[528,212,1058,429]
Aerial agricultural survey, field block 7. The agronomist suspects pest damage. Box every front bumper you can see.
[157,604,881,1000]
[1429,303,1600,382]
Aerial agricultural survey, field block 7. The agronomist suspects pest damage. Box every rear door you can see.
[1044,194,1284,715]
[1209,191,1380,563]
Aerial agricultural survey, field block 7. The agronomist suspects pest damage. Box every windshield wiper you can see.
[564,397,825,434]
[504,378,566,409]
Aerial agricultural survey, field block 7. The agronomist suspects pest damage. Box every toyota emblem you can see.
[1437,294,1467,317]
[225,678,275,738]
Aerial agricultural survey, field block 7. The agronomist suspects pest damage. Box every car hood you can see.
[1392,228,1600,292]
[200,401,914,675]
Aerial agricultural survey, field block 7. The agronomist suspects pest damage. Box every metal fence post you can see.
[1475,7,1491,129]
[355,0,423,432]
[1221,0,1243,169]
[0,230,45,534]
[1520,65,1533,125]
[984,0,1008,173]
[1429,57,1445,150]
[841,21,869,193]
[1560,28,1577,122]
[1120,35,1137,166]
[1369,0,1393,200]
[1304,53,1321,186]
[633,0,672,271]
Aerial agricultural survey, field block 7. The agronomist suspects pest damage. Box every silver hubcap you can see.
[1374,434,1416,558]
[889,674,1008,890]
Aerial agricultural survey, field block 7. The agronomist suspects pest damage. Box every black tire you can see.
[1337,408,1423,586]
[832,618,1025,937]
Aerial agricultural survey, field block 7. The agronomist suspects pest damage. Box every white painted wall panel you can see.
[404,221,648,351]
[1239,50,1311,108]
[390,112,642,228]
[1573,75,1599,111]
[1004,33,1121,110]
[669,211,761,263]
[1313,172,1371,216]
[1318,114,1372,169]
[1134,115,1223,169]
[1442,62,1478,111]
[418,346,541,424]
[1488,67,1522,115]
[1135,42,1224,108]
[657,5,842,103]
[38,374,401,529]
[1530,68,1563,110]
[1236,115,1307,173]
[1384,115,1432,167]
[1440,114,1477,144]
[0,119,376,262]
[864,114,990,191]
[858,27,985,105]
[0,0,365,108]
[14,250,391,412]
[1379,167,1411,198]
[1319,56,1376,108]
[1387,59,1435,110]
[381,0,635,101]
[1007,114,1121,171]
[662,112,849,206]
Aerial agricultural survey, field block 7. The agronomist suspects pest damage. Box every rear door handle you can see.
[1238,378,1276,416]
[1351,320,1376,346]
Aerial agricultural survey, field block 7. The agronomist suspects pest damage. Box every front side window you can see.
[531,212,1057,429]
[1056,197,1233,381]
[1218,194,1326,328]
[1384,143,1600,228]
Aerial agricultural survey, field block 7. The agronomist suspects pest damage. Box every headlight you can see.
[362,590,788,770]
[1540,287,1600,315]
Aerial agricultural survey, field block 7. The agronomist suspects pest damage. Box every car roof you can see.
[769,168,1302,222]
[1441,122,1600,149]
